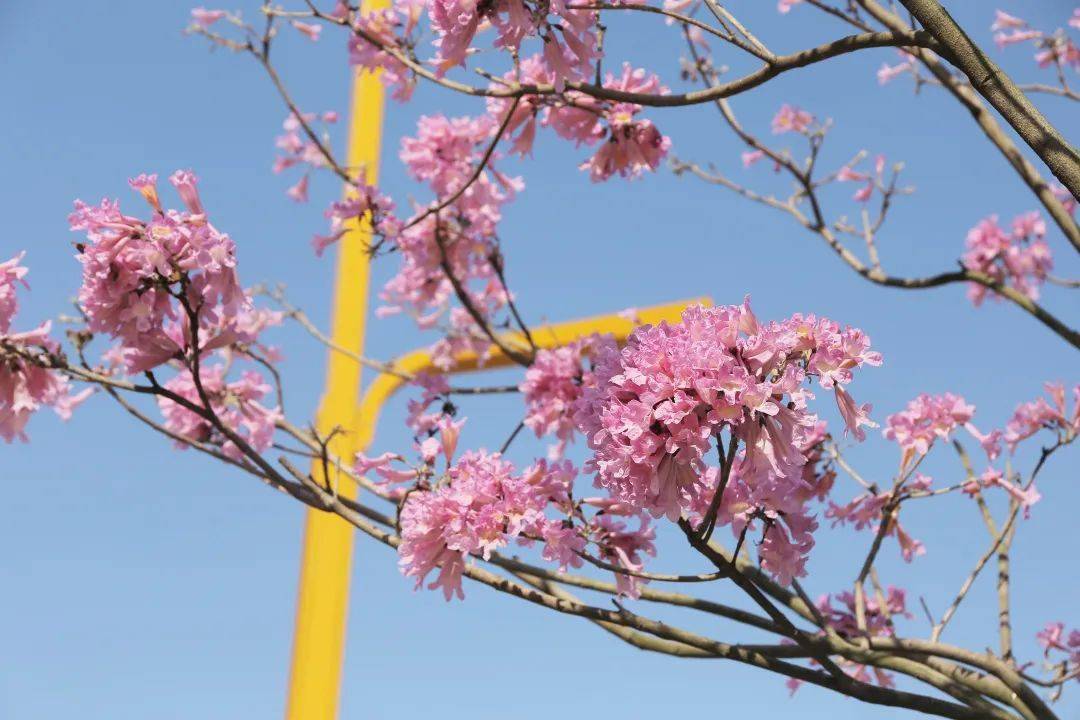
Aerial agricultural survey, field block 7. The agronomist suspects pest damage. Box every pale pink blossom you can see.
[398,451,576,599]
[520,340,592,456]
[291,20,322,42]
[1004,382,1080,451]
[771,104,814,135]
[0,255,88,441]
[991,10,1026,31]
[0,252,29,334]
[852,181,874,203]
[778,0,803,14]
[962,213,1053,306]
[191,7,226,27]
[995,30,1041,48]
[69,172,248,372]
[964,467,1041,515]
[157,365,282,460]
[347,5,419,101]
[1036,623,1080,667]
[286,174,309,203]
[572,301,880,582]
[883,392,976,456]
[742,150,765,168]
[573,65,671,182]
[877,50,915,84]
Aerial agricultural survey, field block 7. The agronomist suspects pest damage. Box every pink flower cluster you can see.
[273,111,340,203]
[878,388,1075,517]
[1036,622,1080,670]
[835,154,888,204]
[877,49,916,85]
[426,0,605,89]
[346,0,423,101]
[396,446,661,600]
[488,58,671,181]
[0,254,89,441]
[991,9,1080,72]
[157,365,282,460]
[789,586,910,694]
[374,113,523,362]
[771,104,815,135]
[519,338,594,457]
[1004,382,1079,452]
[68,171,247,373]
[962,466,1041,515]
[787,587,910,694]
[961,212,1052,306]
[572,301,882,583]
[883,392,986,458]
[398,451,574,599]
[312,188,401,258]
[827,473,930,562]
[819,586,909,638]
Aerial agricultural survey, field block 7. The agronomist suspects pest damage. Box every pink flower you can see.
[1035,622,1080,667]
[991,10,1026,31]
[968,467,1041,515]
[572,301,880,582]
[742,150,765,168]
[0,252,29,335]
[520,340,593,456]
[0,256,88,441]
[398,451,569,600]
[1004,382,1079,452]
[883,392,975,456]
[1051,183,1077,215]
[1071,9,1080,30]
[994,29,1042,49]
[576,65,671,182]
[347,6,417,101]
[291,20,322,42]
[877,50,915,84]
[852,181,874,203]
[777,0,803,14]
[836,165,868,183]
[771,104,814,135]
[190,7,226,27]
[286,174,309,203]
[962,213,1053,306]
[69,172,247,372]
[169,169,205,215]
[313,184,400,257]
[157,365,282,460]
[835,386,877,441]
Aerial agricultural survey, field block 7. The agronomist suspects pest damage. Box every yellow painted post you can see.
[284,7,388,717]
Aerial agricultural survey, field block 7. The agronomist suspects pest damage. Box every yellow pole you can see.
[284,12,388,718]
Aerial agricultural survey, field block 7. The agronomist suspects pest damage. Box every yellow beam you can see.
[354,298,713,432]
[284,14,388,718]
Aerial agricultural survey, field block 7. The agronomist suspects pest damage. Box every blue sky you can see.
[1,1,1077,718]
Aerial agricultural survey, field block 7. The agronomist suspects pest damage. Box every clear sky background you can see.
[1,2,1077,718]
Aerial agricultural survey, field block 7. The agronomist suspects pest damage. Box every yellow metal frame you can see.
[284,11,710,715]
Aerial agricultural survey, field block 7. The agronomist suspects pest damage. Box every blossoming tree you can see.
[3,1,1079,718]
